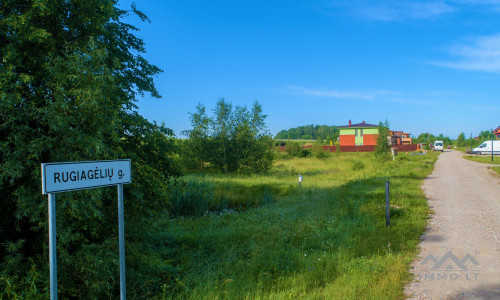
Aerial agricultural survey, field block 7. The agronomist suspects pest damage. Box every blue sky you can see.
[118,0,500,139]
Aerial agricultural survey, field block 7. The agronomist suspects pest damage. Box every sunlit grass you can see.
[159,151,440,299]
[463,155,500,164]
[490,166,500,175]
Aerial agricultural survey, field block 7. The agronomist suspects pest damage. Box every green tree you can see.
[477,129,494,144]
[183,100,273,174]
[212,98,234,173]
[375,120,391,161]
[275,125,339,140]
[0,1,179,297]
[182,103,212,171]
[456,132,466,147]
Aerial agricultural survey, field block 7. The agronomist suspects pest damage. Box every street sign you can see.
[41,159,131,300]
[41,160,131,194]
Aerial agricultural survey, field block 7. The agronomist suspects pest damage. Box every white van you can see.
[473,140,500,155]
[434,140,444,152]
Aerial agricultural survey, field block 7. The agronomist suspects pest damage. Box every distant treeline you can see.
[275,125,339,141]
[413,130,495,148]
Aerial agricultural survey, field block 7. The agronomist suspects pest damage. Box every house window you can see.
[356,129,363,137]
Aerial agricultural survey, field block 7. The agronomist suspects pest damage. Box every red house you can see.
[338,120,379,146]
[494,126,500,139]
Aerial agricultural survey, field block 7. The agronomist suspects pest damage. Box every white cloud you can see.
[282,86,434,105]
[285,86,376,100]
[319,1,455,21]
[470,104,500,111]
[433,34,500,72]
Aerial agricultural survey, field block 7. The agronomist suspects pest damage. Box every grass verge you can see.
[158,151,440,299]
[490,166,500,175]
[463,155,500,164]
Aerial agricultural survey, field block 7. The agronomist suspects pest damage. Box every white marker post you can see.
[41,160,132,300]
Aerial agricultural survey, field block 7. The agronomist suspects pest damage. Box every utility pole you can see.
[492,129,494,162]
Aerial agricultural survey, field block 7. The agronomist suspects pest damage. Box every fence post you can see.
[385,181,390,227]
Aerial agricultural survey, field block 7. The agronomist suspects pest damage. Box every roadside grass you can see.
[454,146,469,152]
[490,166,500,175]
[159,151,439,299]
[463,155,500,164]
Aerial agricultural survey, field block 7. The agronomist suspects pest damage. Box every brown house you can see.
[494,126,500,139]
[389,131,412,145]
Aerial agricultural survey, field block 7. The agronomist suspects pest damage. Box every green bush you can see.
[299,148,312,158]
[182,100,274,174]
[352,160,365,171]
[285,142,302,157]
[0,2,181,298]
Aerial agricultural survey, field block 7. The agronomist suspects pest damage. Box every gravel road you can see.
[405,150,500,299]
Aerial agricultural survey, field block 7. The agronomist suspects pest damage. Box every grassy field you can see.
[463,154,500,164]
[158,151,439,299]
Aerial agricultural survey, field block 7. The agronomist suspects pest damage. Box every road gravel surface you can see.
[405,150,500,299]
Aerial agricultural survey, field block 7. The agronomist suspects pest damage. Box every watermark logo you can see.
[418,250,480,281]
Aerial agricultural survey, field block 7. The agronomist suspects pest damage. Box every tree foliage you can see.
[456,132,466,147]
[1,1,180,298]
[183,99,274,174]
[477,129,495,143]
[375,120,391,161]
[413,133,453,148]
[275,125,339,141]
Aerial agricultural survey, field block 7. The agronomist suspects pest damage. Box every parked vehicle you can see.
[434,140,444,152]
[472,140,500,155]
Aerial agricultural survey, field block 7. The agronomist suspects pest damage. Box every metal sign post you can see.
[41,160,132,300]
[492,135,494,162]
[117,184,126,300]
[48,193,57,300]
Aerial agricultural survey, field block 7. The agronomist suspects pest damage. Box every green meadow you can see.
[158,151,440,299]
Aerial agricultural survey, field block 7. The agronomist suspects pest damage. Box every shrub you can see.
[285,142,302,157]
[352,160,365,171]
[299,148,312,158]
[182,100,274,174]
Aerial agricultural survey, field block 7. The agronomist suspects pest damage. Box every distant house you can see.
[402,133,412,144]
[338,120,379,146]
[494,127,500,139]
[389,131,402,145]
[389,131,413,145]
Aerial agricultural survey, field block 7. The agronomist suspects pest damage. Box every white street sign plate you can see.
[41,160,131,194]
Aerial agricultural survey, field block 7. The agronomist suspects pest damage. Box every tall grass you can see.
[159,151,439,299]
